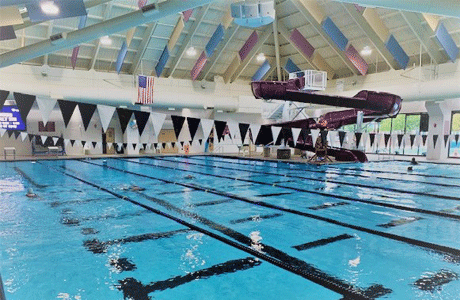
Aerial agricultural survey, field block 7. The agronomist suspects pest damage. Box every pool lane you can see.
[36,160,372,300]
[44,158,460,300]
[183,156,460,199]
[154,156,460,219]
[77,158,460,260]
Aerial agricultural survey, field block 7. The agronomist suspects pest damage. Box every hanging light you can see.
[186,46,197,57]
[100,35,112,46]
[40,1,60,16]
[360,46,372,56]
[256,53,266,62]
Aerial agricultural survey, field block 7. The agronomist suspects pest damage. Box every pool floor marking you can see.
[13,166,48,188]
[229,213,283,224]
[117,257,261,300]
[293,234,354,251]
[155,157,460,202]
[204,155,460,184]
[110,257,137,272]
[60,210,151,227]
[309,202,350,210]
[83,229,192,254]
[40,162,375,300]
[193,199,233,207]
[95,159,460,261]
[50,197,116,207]
[125,158,460,223]
[158,189,198,195]
[255,192,293,197]
[377,217,423,228]
[413,269,459,292]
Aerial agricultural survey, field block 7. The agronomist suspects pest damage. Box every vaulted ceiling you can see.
[1,0,459,83]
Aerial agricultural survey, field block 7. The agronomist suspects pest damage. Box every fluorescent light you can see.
[216,109,223,113]
[256,53,265,62]
[168,107,175,111]
[360,46,372,56]
[186,46,197,57]
[100,35,112,46]
[40,1,60,16]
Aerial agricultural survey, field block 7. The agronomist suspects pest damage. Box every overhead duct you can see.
[333,0,460,18]
[0,0,215,68]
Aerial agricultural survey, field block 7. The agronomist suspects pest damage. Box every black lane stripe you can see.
[377,217,423,228]
[38,161,374,300]
[256,192,293,197]
[293,234,354,251]
[413,269,458,292]
[86,159,460,262]
[155,157,460,202]
[60,210,151,227]
[50,197,116,207]
[83,229,191,254]
[158,189,197,195]
[230,213,283,224]
[309,202,349,210]
[117,257,261,300]
[193,199,233,207]
[192,155,460,188]
[13,167,47,188]
[124,158,460,223]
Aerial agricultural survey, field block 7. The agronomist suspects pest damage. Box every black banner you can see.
[171,115,186,140]
[384,134,391,148]
[239,123,250,142]
[433,134,438,148]
[134,110,150,136]
[214,120,227,142]
[444,135,450,147]
[369,133,375,147]
[58,100,78,128]
[13,92,36,124]
[410,134,415,148]
[338,131,346,147]
[422,135,428,146]
[116,108,133,134]
[255,125,273,145]
[355,132,362,148]
[187,117,201,141]
[397,134,404,148]
[78,103,97,131]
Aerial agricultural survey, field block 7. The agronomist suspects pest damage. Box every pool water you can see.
[1,156,460,299]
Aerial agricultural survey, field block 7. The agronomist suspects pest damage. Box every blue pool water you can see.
[1,156,460,299]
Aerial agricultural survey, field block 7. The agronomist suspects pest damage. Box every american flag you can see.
[138,75,154,104]
[138,0,147,9]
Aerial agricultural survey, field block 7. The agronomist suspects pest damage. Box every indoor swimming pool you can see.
[1,156,460,299]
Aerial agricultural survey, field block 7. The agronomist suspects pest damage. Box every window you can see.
[338,113,428,156]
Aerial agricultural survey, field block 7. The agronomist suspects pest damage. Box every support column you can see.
[425,101,450,160]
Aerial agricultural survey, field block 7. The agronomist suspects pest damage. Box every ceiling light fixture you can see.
[40,1,60,16]
[168,107,176,111]
[256,53,266,62]
[360,46,372,56]
[100,35,112,46]
[186,46,197,57]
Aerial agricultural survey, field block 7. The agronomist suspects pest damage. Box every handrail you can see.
[0,273,6,300]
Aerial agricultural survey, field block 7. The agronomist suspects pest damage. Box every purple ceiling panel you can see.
[238,31,258,61]
[345,44,368,75]
[182,9,193,22]
[290,28,315,58]
[0,25,16,41]
[191,51,208,80]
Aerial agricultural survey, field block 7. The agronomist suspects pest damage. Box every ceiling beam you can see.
[43,20,54,66]
[89,2,113,70]
[290,0,358,75]
[400,11,446,65]
[130,22,157,74]
[164,5,210,78]
[13,0,114,31]
[231,27,273,83]
[272,16,282,80]
[341,3,399,70]
[198,24,239,81]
